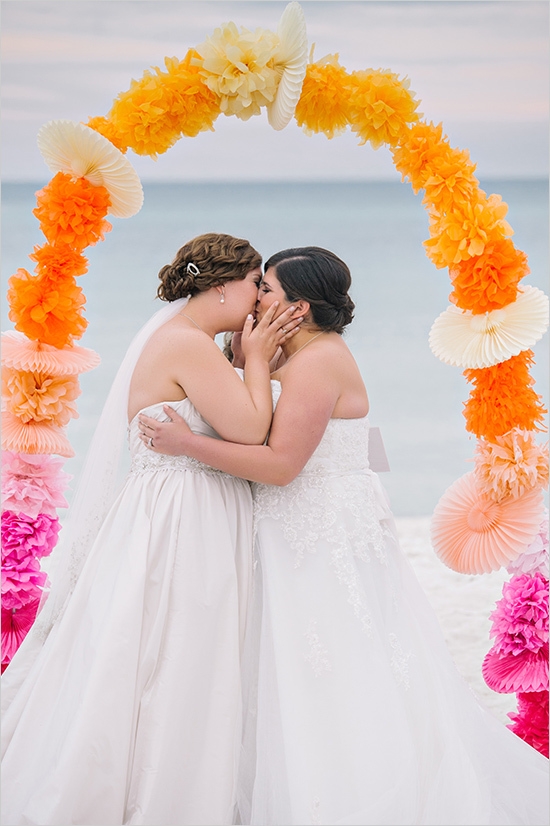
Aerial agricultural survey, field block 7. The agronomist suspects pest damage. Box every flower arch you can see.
[1,2,548,752]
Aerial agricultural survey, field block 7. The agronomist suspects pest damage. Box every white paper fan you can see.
[267,2,308,131]
[1,331,100,376]
[429,285,549,369]
[37,120,143,218]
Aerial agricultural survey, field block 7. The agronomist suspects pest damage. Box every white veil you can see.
[2,296,188,710]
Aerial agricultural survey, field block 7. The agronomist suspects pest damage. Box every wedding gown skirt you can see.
[239,396,549,825]
[1,399,253,826]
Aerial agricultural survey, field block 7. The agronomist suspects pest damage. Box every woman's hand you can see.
[138,406,193,455]
[241,303,301,364]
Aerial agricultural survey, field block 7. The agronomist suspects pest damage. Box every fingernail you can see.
[290,306,296,312]
[247,313,253,319]
[273,301,279,307]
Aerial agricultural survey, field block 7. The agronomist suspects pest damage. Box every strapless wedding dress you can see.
[2,399,253,826]
[238,382,549,826]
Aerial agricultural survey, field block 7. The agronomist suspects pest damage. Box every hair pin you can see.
[186,262,200,276]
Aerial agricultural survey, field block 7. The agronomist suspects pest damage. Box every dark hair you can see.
[157,233,262,302]
[264,247,355,334]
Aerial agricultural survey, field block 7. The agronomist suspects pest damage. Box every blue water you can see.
[2,180,548,515]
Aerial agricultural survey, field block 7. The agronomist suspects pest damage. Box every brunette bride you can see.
[139,246,549,826]
[1,233,301,826]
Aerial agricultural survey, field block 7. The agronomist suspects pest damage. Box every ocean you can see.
[2,179,548,516]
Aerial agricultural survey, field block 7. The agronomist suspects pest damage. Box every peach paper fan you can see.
[1,331,100,376]
[1,411,74,457]
[429,286,549,369]
[37,120,143,218]
[267,2,308,130]
[431,472,545,574]
[482,647,549,694]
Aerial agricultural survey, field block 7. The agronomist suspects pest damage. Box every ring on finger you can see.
[148,437,154,448]
[281,327,287,334]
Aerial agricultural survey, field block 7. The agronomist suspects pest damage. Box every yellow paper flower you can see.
[194,22,279,120]
[86,116,129,154]
[347,69,421,149]
[107,50,220,157]
[424,193,514,269]
[294,54,351,138]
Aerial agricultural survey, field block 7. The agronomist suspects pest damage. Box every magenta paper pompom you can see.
[508,513,549,579]
[508,691,549,757]
[482,646,548,693]
[1,561,48,611]
[1,599,40,671]
[1,451,71,518]
[1,510,61,565]
[488,573,549,656]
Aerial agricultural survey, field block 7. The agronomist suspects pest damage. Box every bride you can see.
[1,233,301,826]
[139,246,549,826]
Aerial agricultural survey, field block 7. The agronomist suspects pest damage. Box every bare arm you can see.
[140,351,340,485]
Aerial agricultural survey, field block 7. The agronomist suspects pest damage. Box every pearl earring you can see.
[220,288,225,304]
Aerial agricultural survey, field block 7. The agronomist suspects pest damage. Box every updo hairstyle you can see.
[157,233,262,301]
[264,247,355,334]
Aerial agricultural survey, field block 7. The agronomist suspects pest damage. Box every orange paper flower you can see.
[474,429,549,502]
[86,116,129,154]
[7,269,87,348]
[2,367,81,427]
[294,54,351,138]
[29,242,88,280]
[463,350,547,440]
[33,172,112,251]
[424,193,514,270]
[449,238,530,314]
[107,50,220,157]
[392,123,478,208]
[347,69,421,149]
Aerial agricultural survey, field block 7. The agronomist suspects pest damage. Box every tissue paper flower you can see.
[195,22,279,120]
[266,1,308,131]
[463,350,547,440]
[7,269,87,348]
[449,238,530,314]
[295,54,351,138]
[507,691,549,757]
[33,172,112,251]
[1,411,75,457]
[347,68,421,149]
[488,572,548,656]
[1,451,71,518]
[2,368,81,427]
[424,194,514,270]
[29,242,88,280]
[1,510,61,565]
[474,430,548,502]
[482,647,548,694]
[1,562,48,611]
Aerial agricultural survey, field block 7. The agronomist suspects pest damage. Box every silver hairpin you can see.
[186,262,200,276]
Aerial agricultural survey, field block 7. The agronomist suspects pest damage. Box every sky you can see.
[1,0,548,182]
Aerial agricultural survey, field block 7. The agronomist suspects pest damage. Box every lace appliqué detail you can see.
[253,418,387,635]
[389,632,412,690]
[304,620,332,677]
[129,452,229,478]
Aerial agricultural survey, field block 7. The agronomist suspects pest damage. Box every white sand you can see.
[396,516,517,726]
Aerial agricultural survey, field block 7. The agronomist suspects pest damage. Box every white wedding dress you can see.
[1,398,253,826]
[238,382,549,826]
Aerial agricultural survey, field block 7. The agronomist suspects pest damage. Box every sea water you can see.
[2,179,548,516]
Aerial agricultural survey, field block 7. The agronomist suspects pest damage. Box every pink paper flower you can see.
[489,573,549,656]
[508,513,549,578]
[474,429,548,503]
[507,691,549,757]
[1,451,71,517]
[1,561,48,611]
[1,510,60,565]
[1,599,40,671]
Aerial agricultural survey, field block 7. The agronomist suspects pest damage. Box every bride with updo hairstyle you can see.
[157,232,262,302]
[1,232,302,826]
